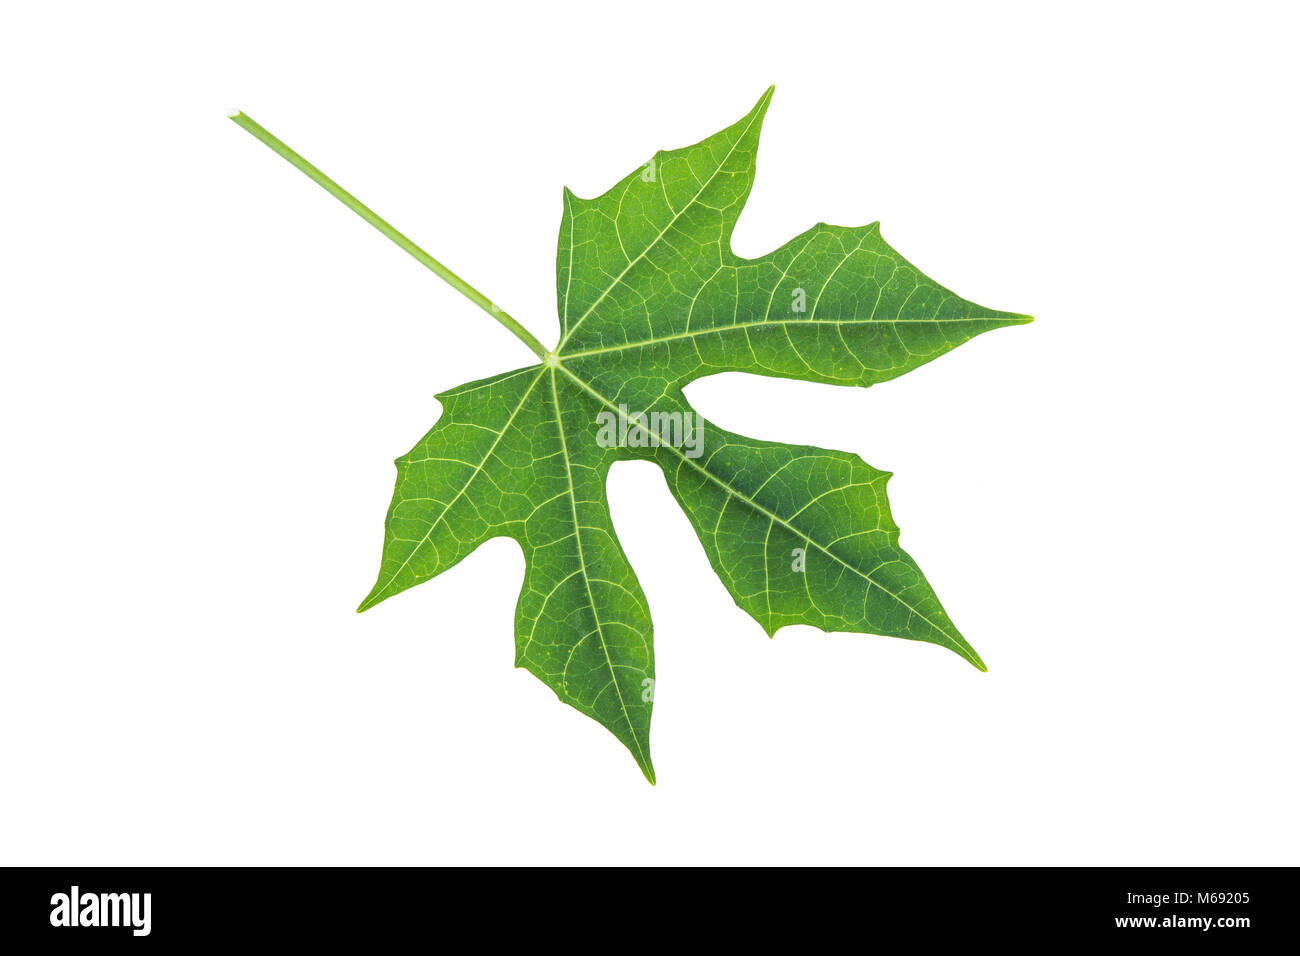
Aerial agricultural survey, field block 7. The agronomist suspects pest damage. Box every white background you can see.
[2,2,1296,865]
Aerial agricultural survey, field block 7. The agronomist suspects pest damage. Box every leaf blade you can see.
[353,88,1027,777]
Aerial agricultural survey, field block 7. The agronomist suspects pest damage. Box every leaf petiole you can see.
[227,110,550,361]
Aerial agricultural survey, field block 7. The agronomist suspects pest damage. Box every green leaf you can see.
[232,89,1029,782]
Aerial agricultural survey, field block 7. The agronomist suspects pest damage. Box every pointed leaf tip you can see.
[964,647,988,672]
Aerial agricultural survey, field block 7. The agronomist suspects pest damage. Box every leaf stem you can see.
[228,110,550,361]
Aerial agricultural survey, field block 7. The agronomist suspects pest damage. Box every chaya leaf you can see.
[230,89,1030,783]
